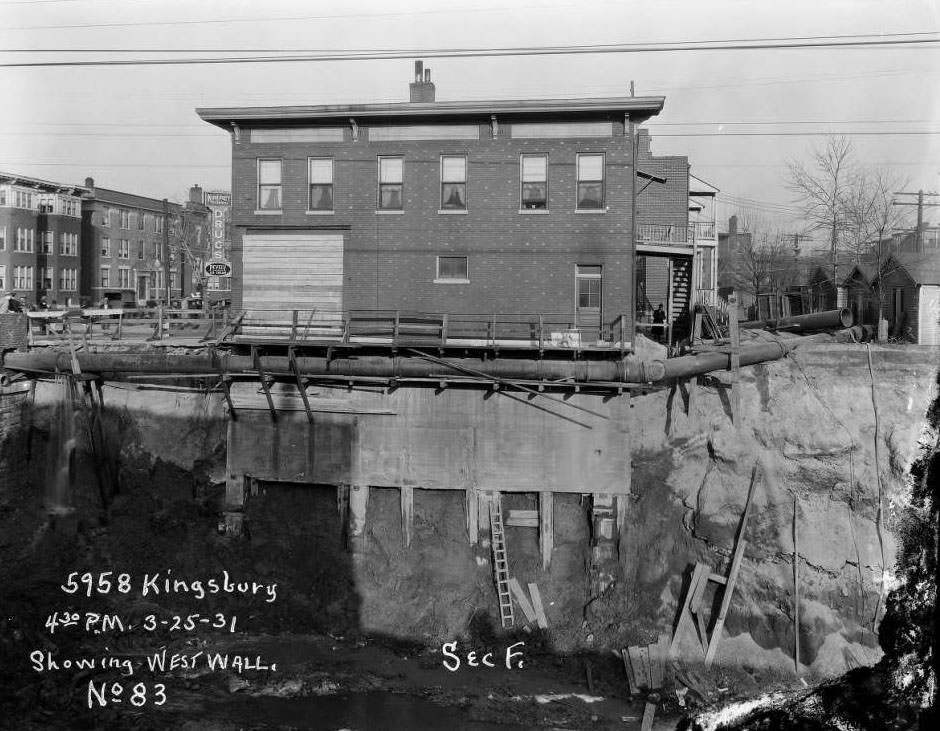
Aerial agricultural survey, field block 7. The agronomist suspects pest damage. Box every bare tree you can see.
[787,136,856,281]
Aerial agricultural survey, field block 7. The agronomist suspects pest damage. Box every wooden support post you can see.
[508,578,537,623]
[670,562,710,656]
[400,486,414,548]
[288,347,313,424]
[466,487,478,545]
[528,582,549,629]
[539,491,553,571]
[704,463,761,667]
[641,702,657,731]
[337,484,350,523]
[253,346,277,422]
[348,485,369,550]
[220,376,237,420]
[729,293,740,426]
[793,494,801,675]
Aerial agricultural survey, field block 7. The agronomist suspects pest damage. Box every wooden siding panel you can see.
[511,121,614,138]
[243,232,343,313]
[367,124,480,141]
[919,285,940,344]
[249,127,345,143]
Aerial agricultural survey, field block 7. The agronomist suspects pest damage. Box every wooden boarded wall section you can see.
[242,232,344,317]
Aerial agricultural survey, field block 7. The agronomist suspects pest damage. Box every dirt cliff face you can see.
[611,344,935,680]
[7,343,936,685]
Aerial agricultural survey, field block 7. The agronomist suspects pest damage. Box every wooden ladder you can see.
[488,499,515,629]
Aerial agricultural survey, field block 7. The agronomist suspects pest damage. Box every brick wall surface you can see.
[0,313,27,351]
[225,120,689,337]
[0,382,30,499]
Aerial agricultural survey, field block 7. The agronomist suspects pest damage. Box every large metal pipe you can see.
[660,340,792,380]
[740,308,853,332]
[1,350,668,383]
[3,340,798,385]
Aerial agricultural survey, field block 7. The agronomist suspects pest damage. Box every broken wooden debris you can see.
[528,582,549,629]
[508,578,537,624]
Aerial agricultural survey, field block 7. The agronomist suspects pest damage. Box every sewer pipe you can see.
[2,341,798,385]
[740,308,853,332]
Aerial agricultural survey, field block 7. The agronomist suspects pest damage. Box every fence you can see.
[26,306,229,346]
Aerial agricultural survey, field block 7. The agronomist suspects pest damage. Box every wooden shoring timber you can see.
[670,562,711,656]
[704,462,762,667]
[465,487,479,545]
[508,578,537,624]
[539,491,553,571]
[288,347,314,424]
[728,293,741,426]
[400,486,414,548]
[620,648,639,696]
[528,582,549,629]
[641,702,657,731]
[252,346,277,422]
[505,509,538,528]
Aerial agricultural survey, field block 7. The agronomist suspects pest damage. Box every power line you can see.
[0,36,938,68]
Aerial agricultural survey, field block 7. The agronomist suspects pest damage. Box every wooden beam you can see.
[528,582,549,629]
[670,562,710,656]
[729,293,740,426]
[704,463,762,666]
[641,702,657,731]
[620,648,639,696]
[539,491,553,571]
[288,347,314,424]
[508,578,537,623]
[466,487,478,545]
[400,486,414,548]
[793,494,801,675]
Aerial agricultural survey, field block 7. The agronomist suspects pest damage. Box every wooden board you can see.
[508,578,537,624]
[242,232,343,313]
[641,702,657,731]
[528,582,549,629]
[670,562,710,656]
[620,648,639,695]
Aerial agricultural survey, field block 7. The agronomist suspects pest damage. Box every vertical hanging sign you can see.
[204,191,232,291]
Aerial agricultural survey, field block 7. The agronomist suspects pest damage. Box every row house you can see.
[0,172,84,308]
[80,179,211,305]
[197,62,699,345]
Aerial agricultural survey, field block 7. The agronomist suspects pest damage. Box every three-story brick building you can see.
[198,63,701,344]
[0,172,84,308]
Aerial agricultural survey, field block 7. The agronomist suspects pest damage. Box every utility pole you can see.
[893,190,940,253]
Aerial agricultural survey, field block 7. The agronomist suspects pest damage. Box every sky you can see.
[2,0,939,247]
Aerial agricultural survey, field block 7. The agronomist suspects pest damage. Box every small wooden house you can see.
[875,253,940,344]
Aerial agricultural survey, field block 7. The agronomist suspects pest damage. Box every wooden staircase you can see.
[671,258,693,342]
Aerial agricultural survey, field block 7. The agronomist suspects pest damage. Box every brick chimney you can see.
[84,176,94,189]
[729,214,738,234]
[409,60,436,103]
[189,184,203,204]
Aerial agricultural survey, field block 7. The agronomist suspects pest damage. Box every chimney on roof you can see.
[84,176,94,189]
[729,215,738,234]
[409,59,436,103]
[189,184,203,204]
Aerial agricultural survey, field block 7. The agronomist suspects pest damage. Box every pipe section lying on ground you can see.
[740,308,853,332]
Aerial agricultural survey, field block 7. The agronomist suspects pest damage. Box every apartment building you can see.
[0,172,84,308]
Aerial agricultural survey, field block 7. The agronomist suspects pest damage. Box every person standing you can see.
[652,303,666,342]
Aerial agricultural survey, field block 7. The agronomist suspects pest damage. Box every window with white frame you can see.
[155,216,164,233]
[308,158,333,211]
[138,239,145,259]
[15,190,34,209]
[521,154,548,210]
[119,239,130,258]
[118,267,131,288]
[377,157,403,210]
[109,209,117,227]
[137,212,145,230]
[38,196,55,213]
[62,198,78,217]
[121,210,130,229]
[0,265,5,290]
[100,266,110,288]
[576,153,605,210]
[0,226,5,250]
[101,237,111,257]
[40,267,54,290]
[257,159,282,210]
[13,265,33,290]
[0,189,6,206]
[436,255,469,281]
[15,228,34,252]
[60,232,78,256]
[440,155,467,210]
[41,231,54,254]
[60,268,77,291]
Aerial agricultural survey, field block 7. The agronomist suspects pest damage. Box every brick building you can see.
[198,63,701,343]
[0,172,84,308]
[80,179,212,306]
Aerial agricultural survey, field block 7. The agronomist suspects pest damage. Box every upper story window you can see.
[138,239,145,259]
[38,197,55,213]
[576,153,605,210]
[41,231,54,253]
[101,236,111,257]
[378,156,403,210]
[137,212,145,230]
[308,158,334,211]
[440,155,467,210]
[155,216,164,233]
[0,226,5,251]
[436,255,469,282]
[0,189,6,206]
[15,228,34,252]
[119,239,130,258]
[521,154,548,210]
[60,232,78,256]
[62,198,78,217]
[121,210,130,229]
[15,190,34,209]
[257,159,282,211]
